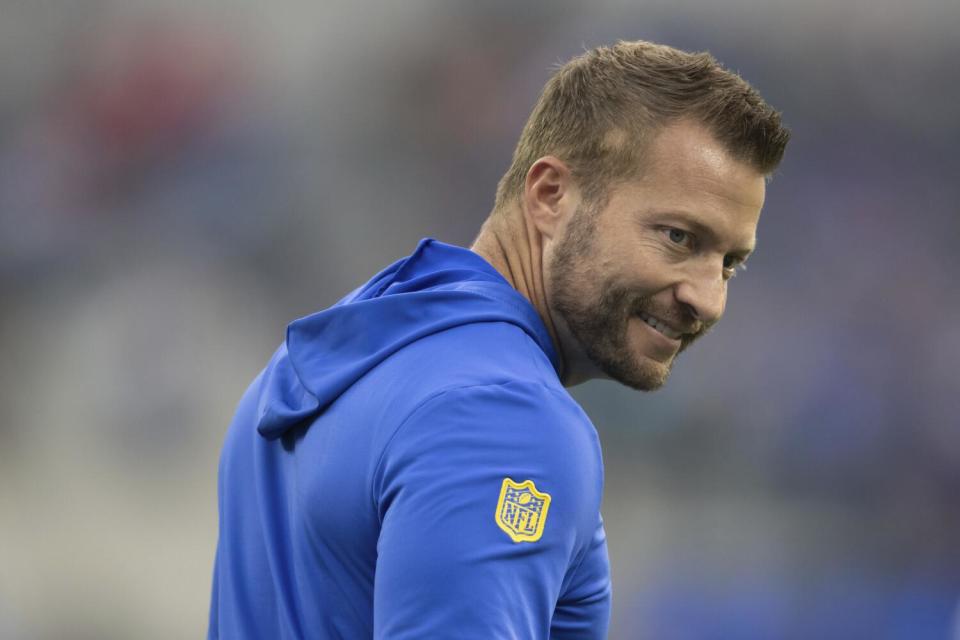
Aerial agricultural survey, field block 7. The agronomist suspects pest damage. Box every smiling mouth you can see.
[637,312,682,340]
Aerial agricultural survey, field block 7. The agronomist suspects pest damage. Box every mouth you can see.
[637,311,683,340]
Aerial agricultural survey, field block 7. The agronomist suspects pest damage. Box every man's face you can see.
[546,121,767,390]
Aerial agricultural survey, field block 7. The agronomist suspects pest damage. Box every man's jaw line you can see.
[556,302,711,387]
[551,307,609,387]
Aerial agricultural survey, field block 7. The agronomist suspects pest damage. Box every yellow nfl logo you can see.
[495,478,551,543]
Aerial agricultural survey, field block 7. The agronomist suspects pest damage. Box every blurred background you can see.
[1,0,958,638]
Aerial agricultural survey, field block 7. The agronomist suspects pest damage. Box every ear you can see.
[522,156,576,240]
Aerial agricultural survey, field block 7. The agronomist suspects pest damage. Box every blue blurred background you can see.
[1,1,958,638]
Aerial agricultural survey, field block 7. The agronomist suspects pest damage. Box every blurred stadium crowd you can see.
[1,1,958,638]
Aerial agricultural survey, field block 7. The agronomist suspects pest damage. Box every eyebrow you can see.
[650,210,755,259]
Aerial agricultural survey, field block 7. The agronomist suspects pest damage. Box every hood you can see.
[256,237,560,440]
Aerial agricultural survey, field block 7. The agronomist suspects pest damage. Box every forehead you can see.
[610,120,766,243]
[635,120,766,211]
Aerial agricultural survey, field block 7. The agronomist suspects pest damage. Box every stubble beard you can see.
[548,203,699,391]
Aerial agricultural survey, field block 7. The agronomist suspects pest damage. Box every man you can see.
[208,40,789,639]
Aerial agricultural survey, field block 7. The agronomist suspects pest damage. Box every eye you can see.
[722,255,748,279]
[663,227,693,247]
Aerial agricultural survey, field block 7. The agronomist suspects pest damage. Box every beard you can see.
[548,202,705,391]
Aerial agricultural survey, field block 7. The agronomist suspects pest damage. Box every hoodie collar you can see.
[256,238,560,439]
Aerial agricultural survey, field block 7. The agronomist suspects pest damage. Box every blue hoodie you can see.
[209,238,610,639]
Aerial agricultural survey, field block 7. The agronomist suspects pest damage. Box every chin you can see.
[599,353,673,392]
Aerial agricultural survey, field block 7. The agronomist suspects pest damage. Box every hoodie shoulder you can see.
[390,319,561,392]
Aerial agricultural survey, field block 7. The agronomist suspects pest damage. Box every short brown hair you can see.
[494,40,790,211]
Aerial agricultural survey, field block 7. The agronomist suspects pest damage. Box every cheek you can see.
[545,251,604,312]
[623,267,675,301]
[617,243,679,287]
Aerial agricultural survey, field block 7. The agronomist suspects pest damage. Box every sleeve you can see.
[550,516,612,639]
[371,381,606,639]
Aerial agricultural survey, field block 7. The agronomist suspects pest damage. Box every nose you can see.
[674,267,726,327]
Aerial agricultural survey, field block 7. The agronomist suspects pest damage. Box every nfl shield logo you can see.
[495,478,551,543]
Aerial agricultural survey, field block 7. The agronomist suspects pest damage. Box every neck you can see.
[470,207,569,382]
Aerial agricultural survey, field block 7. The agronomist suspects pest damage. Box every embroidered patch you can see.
[495,477,551,543]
